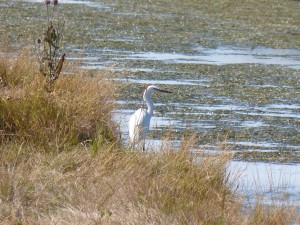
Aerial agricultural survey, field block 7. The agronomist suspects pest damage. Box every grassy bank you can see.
[0,53,299,224]
[0,52,117,148]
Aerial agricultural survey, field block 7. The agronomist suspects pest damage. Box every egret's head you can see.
[143,85,172,100]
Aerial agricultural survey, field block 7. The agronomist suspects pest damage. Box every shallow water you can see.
[26,0,111,9]
[78,45,300,70]
[228,161,300,207]
[127,46,300,68]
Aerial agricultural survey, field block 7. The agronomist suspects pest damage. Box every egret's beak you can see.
[154,88,172,93]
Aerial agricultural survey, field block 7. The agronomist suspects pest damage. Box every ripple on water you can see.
[240,121,265,128]
[110,78,206,86]
[189,103,300,119]
[126,46,300,68]
[70,45,300,71]
[24,0,111,9]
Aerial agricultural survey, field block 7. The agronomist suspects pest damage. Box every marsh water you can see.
[1,0,300,208]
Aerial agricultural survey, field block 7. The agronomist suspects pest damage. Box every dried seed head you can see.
[44,0,50,5]
[37,38,41,44]
[43,33,50,42]
[51,0,58,5]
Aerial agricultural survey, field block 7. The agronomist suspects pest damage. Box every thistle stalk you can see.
[35,0,65,92]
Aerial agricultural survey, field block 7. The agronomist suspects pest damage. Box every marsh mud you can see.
[1,0,300,206]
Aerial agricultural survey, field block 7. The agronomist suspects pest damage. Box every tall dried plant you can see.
[35,0,65,92]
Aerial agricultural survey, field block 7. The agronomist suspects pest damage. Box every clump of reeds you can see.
[1,132,298,224]
[245,200,298,225]
[0,134,236,224]
[0,53,117,149]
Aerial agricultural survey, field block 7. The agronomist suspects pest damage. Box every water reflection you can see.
[72,45,300,70]
[228,160,300,207]
[26,0,111,9]
[127,46,300,68]
[110,78,203,86]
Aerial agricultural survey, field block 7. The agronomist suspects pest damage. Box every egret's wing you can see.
[128,108,148,143]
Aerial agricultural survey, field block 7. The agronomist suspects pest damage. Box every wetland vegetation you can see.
[1,0,300,223]
[1,48,298,225]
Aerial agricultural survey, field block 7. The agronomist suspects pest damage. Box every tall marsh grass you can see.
[0,52,117,149]
[0,137,239,224]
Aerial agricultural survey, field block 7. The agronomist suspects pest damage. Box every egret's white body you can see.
[129,108,150,144]
[128,85,171,151]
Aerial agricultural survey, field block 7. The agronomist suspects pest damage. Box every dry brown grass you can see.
[0,52,117,149]
[246,203,297,225]
[1,139,298,224]
[0,138,237,224]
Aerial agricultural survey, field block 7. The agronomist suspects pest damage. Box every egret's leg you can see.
[142,140,145,152]
[129,142,134,150]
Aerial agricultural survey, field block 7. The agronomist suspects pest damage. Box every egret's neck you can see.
[144,91,154,116]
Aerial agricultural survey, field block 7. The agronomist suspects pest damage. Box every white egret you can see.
[128,85,172,151]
